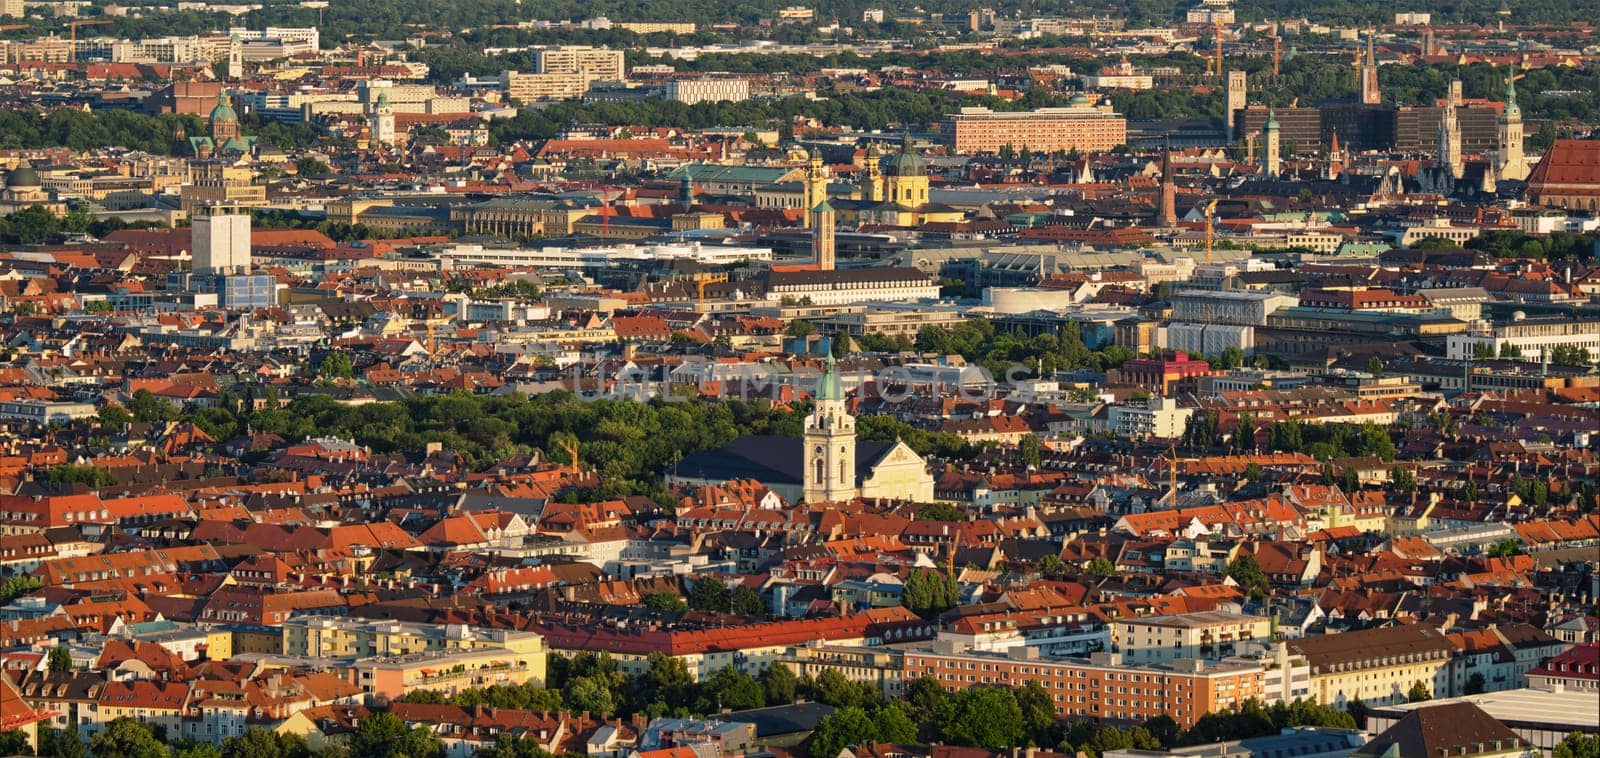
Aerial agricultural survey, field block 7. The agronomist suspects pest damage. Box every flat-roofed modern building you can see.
[533,45,625,81]
[940,102,1128,154]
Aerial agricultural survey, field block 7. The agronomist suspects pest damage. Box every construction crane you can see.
[557,437,580,474]
[66,19,109,64]
[690,272,728,307]
[1272,35,1282,76]
[1204,198,1219,265]
[0,24,29,33]
[421,314,452,356]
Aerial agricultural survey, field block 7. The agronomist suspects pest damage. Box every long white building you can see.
[431,242,772,270]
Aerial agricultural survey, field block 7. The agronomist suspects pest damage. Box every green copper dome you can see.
[879,132,926,177]
[209,90,239,126]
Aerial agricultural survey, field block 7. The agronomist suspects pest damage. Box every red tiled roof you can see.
[1527,139,1600,197]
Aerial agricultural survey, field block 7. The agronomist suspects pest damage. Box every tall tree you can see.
[89,718,171,758]
[687,576,732,613]
[936,687,1024,749]
[347,711,443,758]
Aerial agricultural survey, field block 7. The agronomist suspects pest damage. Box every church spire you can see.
[817,353,843,401]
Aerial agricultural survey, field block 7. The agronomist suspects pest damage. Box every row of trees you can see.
[1467,230,1599,263]
[810,676,1358,757]
[20,718,353,758]
[406,652,810,722]
[1183,414,1397,463]
[0,206,152,245]
[0,109,327,157]
[489,87,1020,142]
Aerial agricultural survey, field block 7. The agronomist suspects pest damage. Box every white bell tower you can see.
[803,355,856,504]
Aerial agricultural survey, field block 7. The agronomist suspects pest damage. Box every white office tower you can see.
[193,212,252,275]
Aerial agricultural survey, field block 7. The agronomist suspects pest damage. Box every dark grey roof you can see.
[675,434,894,486]
[721,702,837,737]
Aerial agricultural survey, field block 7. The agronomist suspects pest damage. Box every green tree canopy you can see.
[935,687,1024,749]
[348,711,444,758]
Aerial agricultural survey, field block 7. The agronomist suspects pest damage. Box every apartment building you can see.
[500,70,593,102]
[534,46,626,81]
[940,103,1128,154]
[281,616,546,661]
[1106,396,1194,440]
[781,643,908,699]
[665,77,751,104]
[1115,612,1273,664]
[901,647,1266,728]
[1286,624,1456,707]
[351,646,546,702]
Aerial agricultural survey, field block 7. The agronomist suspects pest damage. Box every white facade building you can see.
[192,212,251,276]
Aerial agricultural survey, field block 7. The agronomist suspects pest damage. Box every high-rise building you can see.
[192,212,251,276]
[1496,66,1527,181]
[533,46,625,82]
[811,200,836,271]
[1226,70,1247,140]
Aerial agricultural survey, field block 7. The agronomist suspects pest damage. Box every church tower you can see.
[802,148,826,228]
[1496,66,1527,181]
[803,355,856,504]
[1439,80,1463,180]
[679,174,696,207]
[371,91,396,147]
[226,33,243,80]
[1261,107,1281,177]
[1360,32,1381,105]
[860,143,884,203]
[1325,130,1344,180]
